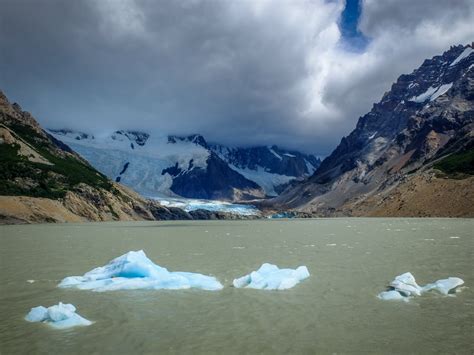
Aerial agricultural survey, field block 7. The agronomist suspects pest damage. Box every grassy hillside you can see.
[1,118,112,199]
[434,148,474,177]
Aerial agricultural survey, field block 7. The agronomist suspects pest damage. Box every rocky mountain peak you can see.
[112,130,149,146]
[312,43,473,184]
[267,43,474,216]
[0,90,44,136]
[168,134,208,148]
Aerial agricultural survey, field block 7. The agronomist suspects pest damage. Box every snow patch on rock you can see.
[409,83,453,103]
[450,47,474,66]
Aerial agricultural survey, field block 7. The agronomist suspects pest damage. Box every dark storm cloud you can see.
[0,0,473,155]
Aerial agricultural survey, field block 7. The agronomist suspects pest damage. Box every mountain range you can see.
[48,130,321,201]
[1,43,473,222]
[0,92,260,223]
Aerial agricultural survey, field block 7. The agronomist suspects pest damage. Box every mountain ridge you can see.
[0,91,260,223]
[264,43,474,217]
[49,129,321,200]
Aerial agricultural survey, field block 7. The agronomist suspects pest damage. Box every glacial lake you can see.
[0,219,473,354]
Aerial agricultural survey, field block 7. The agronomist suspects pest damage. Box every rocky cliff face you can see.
[0,91,258,223]
[269,44,474,216]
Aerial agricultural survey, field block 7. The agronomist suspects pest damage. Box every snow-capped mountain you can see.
[269,43,474,216]
[49,130,321,201]
[209,144,320,195]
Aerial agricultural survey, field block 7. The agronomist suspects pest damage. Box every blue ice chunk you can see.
[421,277,464,295]
[25,306,48,322]
[233,263,310,290]
[25,303,92,329]
[377,290,409,302]
[58,250,223,292]
[389,272,422,297]
[378,273,465,301]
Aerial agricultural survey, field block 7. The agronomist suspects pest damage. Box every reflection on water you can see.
[0,219,473,354]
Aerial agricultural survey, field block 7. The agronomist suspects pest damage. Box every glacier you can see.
[233,263,310,290]
[49,130,210,197]
[156,197,259,216]
[377,272,464,301]
[226,165,295,197]
[25,303,92,329]
[49,130,321,200]
[58,250,224,292]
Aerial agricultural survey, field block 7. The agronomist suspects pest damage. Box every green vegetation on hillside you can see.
[434,148,474,177]
[0,122,112,198]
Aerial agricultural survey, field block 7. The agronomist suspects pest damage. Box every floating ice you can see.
[58,250,223,292]
[422,277,464,295]
[25,303,92,329]
[233,263,310,290]
[378,272,464,301]
[377,290,409,302]
[390,272,422,296]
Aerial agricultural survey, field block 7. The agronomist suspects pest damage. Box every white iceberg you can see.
[389,272,422,296]
[58,250,223,292]
[378,272,464,301]
[25,303,92,329]
[422,277,464,295]
[233,263,310,290]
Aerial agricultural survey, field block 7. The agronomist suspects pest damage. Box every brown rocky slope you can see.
[264,44,474,217]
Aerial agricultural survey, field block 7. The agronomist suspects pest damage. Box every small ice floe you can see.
[421,277,465,295]
[58,250,223,292]
[233,263,310,290]
[378,272,464,301]
[389,272,422,296]
[377,290,409,302]
[25,303,92,329]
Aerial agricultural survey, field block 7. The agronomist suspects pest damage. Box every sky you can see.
[0,0,473,155]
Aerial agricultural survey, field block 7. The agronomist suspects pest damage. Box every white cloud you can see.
[95,0,146,38]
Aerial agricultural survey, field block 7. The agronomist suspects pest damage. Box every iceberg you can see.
[421,277,464,295]
[378,272,464,301]
[233,263,310,290]
[25,303,92,329]
[58,250,223,292]
[377,290,409,302]
[389,272,422,297]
